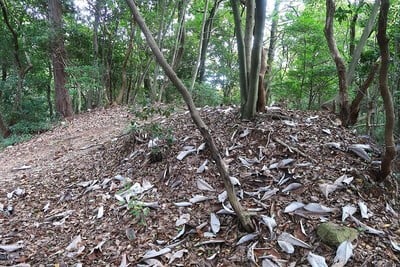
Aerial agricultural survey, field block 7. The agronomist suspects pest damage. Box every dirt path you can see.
[0,107,132,186]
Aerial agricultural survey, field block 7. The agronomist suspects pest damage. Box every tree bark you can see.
[231,0,248,113]
[324,0,350,126]
[265,0,280,104]
[242,0,267,120]
[348,59,380,126]
[244,0,255,84]
[198,0,221,83]
[256,47,267,112]
[49,0,73,118]
[125,0,254,232]
[376,0,395,182]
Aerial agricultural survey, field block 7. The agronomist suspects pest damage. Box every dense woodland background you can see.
[0,0,399,146]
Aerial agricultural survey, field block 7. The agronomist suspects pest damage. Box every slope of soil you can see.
[0,105,399,266]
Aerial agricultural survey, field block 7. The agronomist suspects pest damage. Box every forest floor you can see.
[0,105,399,266]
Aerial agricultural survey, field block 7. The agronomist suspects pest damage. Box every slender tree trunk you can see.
[348,59,380,126]
[189,0,210,92]
[243,0,267,120]
[256,47,267,112]
[265,0,280,104]
[231,0,248,113]
[244,0,255,85]
[376,0,395,182]
[116,20,135,104]
[126,0,254,232]
[346,0,380,87]
[324,0,350,126]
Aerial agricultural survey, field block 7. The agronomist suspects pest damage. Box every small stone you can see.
[317,222,358,247]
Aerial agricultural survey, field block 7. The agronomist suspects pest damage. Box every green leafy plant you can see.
[127,199,150,225]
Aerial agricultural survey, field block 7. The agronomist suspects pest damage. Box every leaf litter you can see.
[0,106,399,266]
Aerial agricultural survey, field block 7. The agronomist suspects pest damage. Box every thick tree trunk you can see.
[324,0,350,126]
[49,0,73,118]
[244,0,255,84]
[376,0,395,182]
[126,0,254,232]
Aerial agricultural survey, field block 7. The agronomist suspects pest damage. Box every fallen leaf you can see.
[332,240,353,267]
[210,213,220,234]
[307,252,328,267]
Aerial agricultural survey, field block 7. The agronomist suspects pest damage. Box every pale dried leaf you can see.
[196,178,215,191]
[348,145,371,161]
[239,128,251,138]
[283,120,297,127]
[260,215,277,237]
[332,240,353,267]
[210,213,220,234]
[142,247,171,260]
[325,142,341,149]
[43,202,50,212]
[229,176,241,186]
[278,232,312,249]
[176,213,190,226]
[176,149,196,161]
[168,249,188,264]
[144,259,164,266]
[262,258,280,267]
[261,188,279,200]
[307,252,328,267]
[236,233,259,245]
[304,203,335,213]
[350,215,384,236]
[189,195,209,203]
[386,203,399,217]
[172,225,186,241]
[197,142,206,153]
[218,191,227,203]
[282,183,302,193]
[247,241,258,264]
[173,202,192,207]
[358,201,370,219]
[66,235,82,251]
[119,253,128,267]
[196,160,208,173]
[322,128,331,135]
[390,238,400,252]
[126,228,136,241]
[319,183,339,198]
[277,240,294,254]
[334,174,354,185]
[97,206,104,219]
[342,205,357,222]
[0,241,24,252]
[284,202,305,213]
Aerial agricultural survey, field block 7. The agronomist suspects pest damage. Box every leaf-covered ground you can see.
[0,105,399,266]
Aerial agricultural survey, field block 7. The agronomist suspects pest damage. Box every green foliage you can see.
[127,199,150,225]
[0,134,31,150]
[192,83,222,107]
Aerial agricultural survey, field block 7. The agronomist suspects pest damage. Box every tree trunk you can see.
[346,0,379,87]
[125,0,254,232]
[265,0,280,104]
[0,112,11,138]
[197,0,221,83]
[116,20,135,105]
[376,0,395,182]
[231,0,248,113]
[189,0,210,92]
[242,0,267,120]
[324,0,350,126]
[256,47,267,112]
[348,59,380,126]
[49,0,73,118]
[244,0,255,84]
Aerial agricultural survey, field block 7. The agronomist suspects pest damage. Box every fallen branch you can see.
[273,137,317,163]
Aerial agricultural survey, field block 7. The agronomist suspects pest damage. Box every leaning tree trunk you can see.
[49,0,73,118]
[256,47,267,112]
[324,0,350,126]
[125,0,254,232]
[376,0,395,182]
